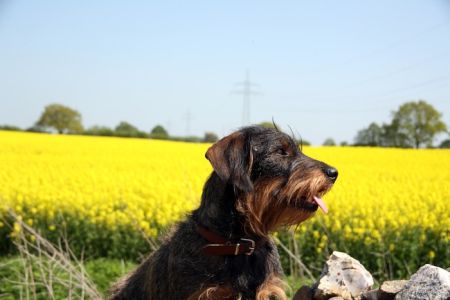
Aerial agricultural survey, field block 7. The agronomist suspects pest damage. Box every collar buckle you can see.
[240,238,255,255]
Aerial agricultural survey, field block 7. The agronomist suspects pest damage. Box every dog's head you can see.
[206,126,337,235]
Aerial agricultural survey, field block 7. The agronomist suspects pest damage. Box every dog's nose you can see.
[325,167,338,182]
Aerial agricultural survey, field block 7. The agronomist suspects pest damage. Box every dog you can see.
[109,125,337,300]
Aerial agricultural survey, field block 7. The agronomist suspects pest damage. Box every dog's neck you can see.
[192,172,248,239]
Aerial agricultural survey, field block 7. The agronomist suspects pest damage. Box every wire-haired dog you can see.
[110,126,338,300]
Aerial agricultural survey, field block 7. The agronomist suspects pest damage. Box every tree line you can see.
[1,100,448,147]
[0,103,219,143]
[353,100,448,148]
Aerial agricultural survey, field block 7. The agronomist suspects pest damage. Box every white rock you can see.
[314,251,374,300]
[394,264,450,300]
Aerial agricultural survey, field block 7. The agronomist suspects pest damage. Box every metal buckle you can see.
[240,238,255,255]
[234,243,240,255]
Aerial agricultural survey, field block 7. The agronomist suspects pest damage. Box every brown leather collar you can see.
[196,224,258,256]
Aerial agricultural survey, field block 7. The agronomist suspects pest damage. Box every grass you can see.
[0,256,135,299]
[0,256,313,299]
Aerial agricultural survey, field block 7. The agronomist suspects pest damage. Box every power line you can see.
[183,110,192,136]
[312,20,450,75]
[348,21,450,64]
[277,75,450,114]
[232,70,261,126]
[344,50,450,89]
[307,73,450,106]
[303,51,450,106]
[374,74,450,98]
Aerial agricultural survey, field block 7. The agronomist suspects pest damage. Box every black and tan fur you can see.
[109,126,338,300]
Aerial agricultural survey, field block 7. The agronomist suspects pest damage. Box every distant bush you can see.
[439,139,450,148]
[25,125,48,133]
[0,124,22,131]
[150,125,169,140]
[170,135,203,143]
[115,121,148,138]
[84,125,115,136]
[299,139,311,146]
[203,132,218,143]
[258,121,278,129]
[323,138,336,146]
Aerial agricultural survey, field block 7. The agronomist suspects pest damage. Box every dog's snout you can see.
[325,167,338,182]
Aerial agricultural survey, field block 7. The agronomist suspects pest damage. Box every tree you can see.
[354,122,383,146]
[392,100,447,148]
[26,125,47,133]
[323,138,336,146]
[36,104,83,134]
[84,125,114,136]
[115,121,141,137]
[203,132,218,143]
[150,125,169,140]
[439,139,450,148]
[0,124,22,131]
[379,120,410,148]
[299,139,311,146]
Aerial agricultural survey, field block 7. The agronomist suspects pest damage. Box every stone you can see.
[394,264,450,300]
[293,285,314,300]
[361,289,379,300]
[377,280,408,300]
[314,251,374,300]
[329,297,345,300]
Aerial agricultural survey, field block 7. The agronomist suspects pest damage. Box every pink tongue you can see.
[313,196,328,214]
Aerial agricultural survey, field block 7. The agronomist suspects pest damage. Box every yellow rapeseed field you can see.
[0,130,448,277]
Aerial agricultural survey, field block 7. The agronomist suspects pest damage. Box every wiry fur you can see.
[109,126,337,300]
[237,169,332,237]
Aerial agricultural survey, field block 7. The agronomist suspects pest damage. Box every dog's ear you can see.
[205,132,254,192]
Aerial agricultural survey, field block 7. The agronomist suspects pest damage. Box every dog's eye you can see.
[277,148,288,156]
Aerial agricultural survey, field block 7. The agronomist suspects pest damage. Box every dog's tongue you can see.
[313,196,328,214]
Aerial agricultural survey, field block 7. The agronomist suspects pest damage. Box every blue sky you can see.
[1,1,449,144]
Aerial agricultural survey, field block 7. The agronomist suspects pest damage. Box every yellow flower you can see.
[0,130,448,263]
[428,250,436,260]
[389,243,395,252]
